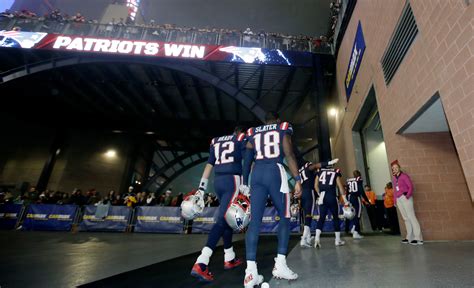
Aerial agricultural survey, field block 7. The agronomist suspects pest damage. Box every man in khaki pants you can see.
[391,160,423,245]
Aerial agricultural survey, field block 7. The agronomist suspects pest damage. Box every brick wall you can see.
[331,0,474,240]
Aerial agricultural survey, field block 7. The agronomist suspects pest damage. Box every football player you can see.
[241,111,302,286]
[298,158,339,247]
[189,126,246,283]
[346,170,371,239]
[314,165,348,248]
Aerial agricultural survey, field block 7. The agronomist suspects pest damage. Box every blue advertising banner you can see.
[0,204,22,230]
[192,207,219,233]
[135,207,183,233]
[344,21,366,101]
[260,207,301,234]
[80,205,131,232]
[23,204,77,231]
[310,204,345,232]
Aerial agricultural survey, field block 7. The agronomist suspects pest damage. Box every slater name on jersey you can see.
[255,124,278,133]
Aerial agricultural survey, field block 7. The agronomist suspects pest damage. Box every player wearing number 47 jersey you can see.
[298,158,339,247]
[314,166,349,248]
[240,111,302,287]
[190,126,246,283]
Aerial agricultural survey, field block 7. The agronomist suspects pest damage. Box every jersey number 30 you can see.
[254,131,280,159]
[214,142,234,164]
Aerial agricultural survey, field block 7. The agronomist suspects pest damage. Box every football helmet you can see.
[225,193,251,232]
[180,190,204,220]
[342,204,356,220]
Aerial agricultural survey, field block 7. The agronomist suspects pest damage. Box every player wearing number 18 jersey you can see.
[314,166,348,248]
[241,111,302,287]
[190,126,246,283]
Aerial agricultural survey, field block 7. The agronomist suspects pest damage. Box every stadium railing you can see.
[0,17,333,54]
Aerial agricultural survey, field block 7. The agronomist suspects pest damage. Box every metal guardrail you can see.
[0,17,334,54]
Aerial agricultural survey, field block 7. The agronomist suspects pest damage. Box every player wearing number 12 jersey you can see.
[241,111,302,287]
[314,166,348,248]
[190,126,246,283]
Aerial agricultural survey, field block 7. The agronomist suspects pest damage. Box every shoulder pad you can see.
[246,128,254,136]
[280,122,291,130]
[237,133,246,141]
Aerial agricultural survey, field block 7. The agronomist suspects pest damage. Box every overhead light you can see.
[112,130,123,133]
[329,108,337,117]
[105,150,117,158]
[145,131,155,135]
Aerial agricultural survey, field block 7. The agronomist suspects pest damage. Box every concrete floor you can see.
[0,231,473,288]
[269,236,474,288]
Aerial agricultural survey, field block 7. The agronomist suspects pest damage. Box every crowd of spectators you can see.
[0,7,336,52]
[0,186,220,208]
[327,0,342,43]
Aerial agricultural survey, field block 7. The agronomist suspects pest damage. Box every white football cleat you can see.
[353,232,364,239]
[272,258,298,280]
[335,240,346,246]
[314,239,321,249]
[244,268,264,288]
[300,235,313,248]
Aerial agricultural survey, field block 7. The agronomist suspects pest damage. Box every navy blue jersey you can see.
[316,168,342,199]
[246,122,293,164]
[346,177,363,198]
[346,176,370,203]
[299,162,316,191]
[208,133,246,175]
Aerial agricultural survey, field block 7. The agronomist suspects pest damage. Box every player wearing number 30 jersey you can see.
[190,126,246,283]
[241,111,302,287]
[346,170,370,239]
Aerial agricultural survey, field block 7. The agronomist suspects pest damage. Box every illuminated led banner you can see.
[0,31,313,66]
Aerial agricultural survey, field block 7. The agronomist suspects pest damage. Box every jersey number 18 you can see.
[254,131,280,159]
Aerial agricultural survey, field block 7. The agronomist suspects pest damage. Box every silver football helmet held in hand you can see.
[225,193,251,232]
[343,204,356,220]
[180,189,205,220]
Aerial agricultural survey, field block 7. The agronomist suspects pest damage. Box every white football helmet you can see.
[343,204,356,220]
[180,190,204,220]
[225,193,251,232]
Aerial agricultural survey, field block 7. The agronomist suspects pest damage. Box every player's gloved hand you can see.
[317,191,325,205]
[239,185,250,197]
[328,158,339,166]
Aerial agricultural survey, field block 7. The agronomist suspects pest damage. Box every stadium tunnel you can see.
[0,47,335,194]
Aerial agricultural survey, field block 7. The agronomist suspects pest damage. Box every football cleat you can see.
[300,235,313,248]
[401,239,409,244]
[244,268,264,288]
[314,239,321,249]
[335,240,346,246]
[353,232,364,239]
[272,258,298,280]
[190,263,214,283]
[224,258,243,270]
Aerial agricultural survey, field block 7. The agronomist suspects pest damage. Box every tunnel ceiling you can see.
[0,48,334,153]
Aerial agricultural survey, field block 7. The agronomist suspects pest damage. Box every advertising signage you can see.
[344,21,366,101]
[0,31,313,67]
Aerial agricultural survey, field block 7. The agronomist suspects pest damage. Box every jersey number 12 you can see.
[214,142,234,164]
